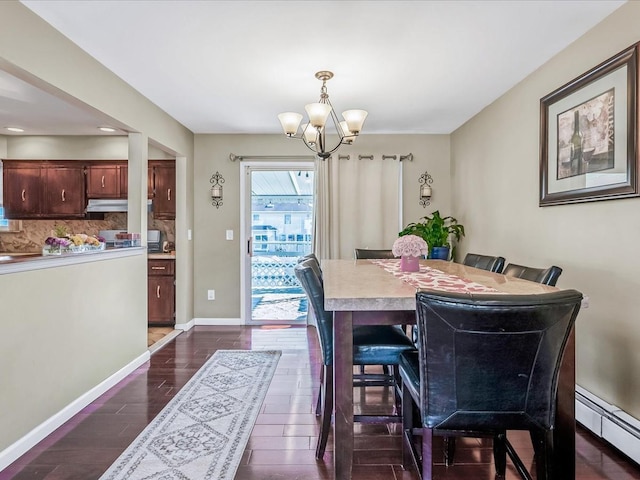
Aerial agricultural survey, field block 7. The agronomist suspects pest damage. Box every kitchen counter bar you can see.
[148,253,176,259]
[0,247,146,275]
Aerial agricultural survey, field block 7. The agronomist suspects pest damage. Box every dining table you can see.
[322,258,575,480]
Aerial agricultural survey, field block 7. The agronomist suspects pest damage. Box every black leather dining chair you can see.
[462,252,505,273]
[294,259,415,460]
[503,263,563,286]
[354,248,396,259]
[400,289,582,480]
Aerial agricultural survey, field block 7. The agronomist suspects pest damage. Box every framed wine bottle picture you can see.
[539,42,640,206]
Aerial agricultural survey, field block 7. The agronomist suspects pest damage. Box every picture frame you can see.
[539,42,640,206]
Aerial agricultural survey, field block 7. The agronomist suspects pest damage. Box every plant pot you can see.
[400,255,420,272]
[429,246,449,260]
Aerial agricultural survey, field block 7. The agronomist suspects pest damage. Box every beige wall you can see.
[0,1,196,454]
[193,133,450,319]
[0,253,147,451]
[5,135,172,160]
[451,2,640,418]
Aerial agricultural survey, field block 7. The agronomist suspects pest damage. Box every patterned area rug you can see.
[100,350,281,480]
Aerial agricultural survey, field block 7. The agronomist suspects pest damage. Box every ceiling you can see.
[1,1,627,136]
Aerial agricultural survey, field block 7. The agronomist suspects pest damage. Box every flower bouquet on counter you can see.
[42,225,106,255]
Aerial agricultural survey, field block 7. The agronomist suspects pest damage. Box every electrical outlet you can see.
[582,295,589,309]
[207,289,215,300]
[226,230,233,240]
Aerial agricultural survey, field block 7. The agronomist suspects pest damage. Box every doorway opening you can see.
[242,164,314,324]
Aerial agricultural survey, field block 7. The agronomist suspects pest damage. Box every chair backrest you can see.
[462,253,506,273]
[414,289,582,432]
[354,248,396,259]
[503,263,562,286]
[296,253,323,282]
[294,259,332,365]
[297,252,319,264]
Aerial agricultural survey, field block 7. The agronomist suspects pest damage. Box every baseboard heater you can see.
[576,385,640,463]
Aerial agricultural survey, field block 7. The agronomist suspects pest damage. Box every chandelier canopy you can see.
[278,71,368,159]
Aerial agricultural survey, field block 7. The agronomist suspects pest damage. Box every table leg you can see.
[554,327,576,479]
[334,310,354,480]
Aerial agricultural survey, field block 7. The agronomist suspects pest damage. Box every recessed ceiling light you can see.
[5,127,24,132]
[98,127,116,132]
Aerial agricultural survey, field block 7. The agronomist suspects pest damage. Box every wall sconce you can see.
[210,171,225,208]
[419,171,433,207]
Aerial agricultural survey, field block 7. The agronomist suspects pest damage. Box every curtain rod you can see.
[229,153,316,162]
[229,152,413,162]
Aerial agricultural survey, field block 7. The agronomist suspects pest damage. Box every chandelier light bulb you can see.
[339,121,356,144]
[277,112,303,136]
[342,110,368,135]
[302,123,318,145]
[305,103,332,128]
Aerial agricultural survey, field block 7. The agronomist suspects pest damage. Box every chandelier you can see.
[277,71,368,159]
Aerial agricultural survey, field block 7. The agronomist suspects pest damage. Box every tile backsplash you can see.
[0,213,175,253]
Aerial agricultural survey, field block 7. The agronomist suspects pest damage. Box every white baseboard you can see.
[0,350,150,471]
[192,317,243,326]
[576,385,640,464]
[174,319,195,331]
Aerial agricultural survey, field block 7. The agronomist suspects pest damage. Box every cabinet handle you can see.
[101,175,105,188]
[61,189,66,202]
[21,189,26,202]
[151,266,166,270]
[167,188,171,201]
[156,285,161,298]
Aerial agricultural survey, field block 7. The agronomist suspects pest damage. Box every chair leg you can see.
[532,429,554,480]
[493,432,507,476]
[422,427,434,480]
[315,365,333,460]
[315,366,324,416]
[401,382,414,470]
[443,436,456,466]
[393,365,402,416]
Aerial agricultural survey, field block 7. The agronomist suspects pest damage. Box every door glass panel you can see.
[250,169,314,324]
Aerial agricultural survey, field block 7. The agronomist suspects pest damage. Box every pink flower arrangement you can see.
[392,234,428,258]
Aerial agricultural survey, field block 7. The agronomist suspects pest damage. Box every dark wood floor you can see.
[2,325,640,480]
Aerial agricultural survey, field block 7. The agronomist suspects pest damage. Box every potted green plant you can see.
[398,210,465,260]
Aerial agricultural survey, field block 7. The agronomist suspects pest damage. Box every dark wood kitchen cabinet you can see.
[44,165,85,217]
[86,163,124,198]
[150,160,176,219]
[117,164,154,199]
[2,160,85,218]
[3,163,42,218]
[148,258,175,326]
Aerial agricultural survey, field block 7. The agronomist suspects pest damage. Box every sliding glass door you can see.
[242,162,314,324]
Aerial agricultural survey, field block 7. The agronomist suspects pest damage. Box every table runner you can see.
[370,259,499,293]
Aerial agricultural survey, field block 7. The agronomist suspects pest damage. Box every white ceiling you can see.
[2,0,627,136]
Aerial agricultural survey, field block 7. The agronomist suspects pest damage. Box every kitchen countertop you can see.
[148,253,176,259]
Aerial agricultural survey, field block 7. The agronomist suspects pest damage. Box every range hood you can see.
[86,199,152,213]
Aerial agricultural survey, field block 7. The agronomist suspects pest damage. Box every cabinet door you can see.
[120,165,153,199]
[148,275,175,325]
[152,161,176,219]
[87,165,120,198]
[3,166,41,218]
[44,166,86,217]
[119,165,128,198]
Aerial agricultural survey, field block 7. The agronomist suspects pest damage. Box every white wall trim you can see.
[174,319,196,331]
[576,385,640,464]
[193,317,243,326]
[0,350,150,471]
